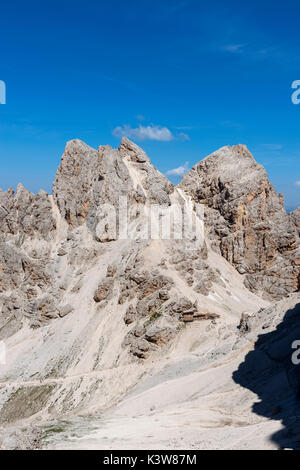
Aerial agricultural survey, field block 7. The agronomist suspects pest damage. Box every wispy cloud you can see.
[166,161,189,177]
[219,42,284,62]
[112,124,190,142]
[221,44,246,53]
[112,124,174,141]
[294,181,300,187]
[260,144,283,151]
[177,132,190,141]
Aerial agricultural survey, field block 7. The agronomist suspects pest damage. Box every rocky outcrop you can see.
[119,138,174,206]
[123,312,178,359]
[93,278,114,303]
[0,184,55,240]
[52,140,101,228]
[0,426,41,450]
[290,207,300,237]
[179,145,299,300]
[58,304,73,318]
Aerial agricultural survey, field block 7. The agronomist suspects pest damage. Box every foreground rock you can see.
[0,426,41,450]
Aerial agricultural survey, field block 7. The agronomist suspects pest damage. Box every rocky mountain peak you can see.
[119,137,150,163]
[52,138,174,232]
[179,145,298,299]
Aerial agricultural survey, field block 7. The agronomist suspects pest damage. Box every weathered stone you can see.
[130,338,151,359]
[0,184,56,240]
[145,317,176,346]
[124,304,135,324]
[106,265,117,277]
[59,304,74,318]
[93,278,114,303]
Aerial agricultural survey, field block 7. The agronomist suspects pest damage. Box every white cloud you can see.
[295,181,300,187]
[221,44,245,53]
[166,161,189,177]
[112,124,174,141]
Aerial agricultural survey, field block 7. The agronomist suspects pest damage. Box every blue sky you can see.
[0,0,300,210]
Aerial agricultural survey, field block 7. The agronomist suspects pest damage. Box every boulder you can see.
[59,304,74,318]
[93,278,114,303]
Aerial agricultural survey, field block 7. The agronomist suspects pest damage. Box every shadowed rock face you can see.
[233,299,300,450]
[179,145,299,300]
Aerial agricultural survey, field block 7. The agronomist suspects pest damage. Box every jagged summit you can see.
[52,137,173,229]
[119,137,150,163]
[179,143,299,300]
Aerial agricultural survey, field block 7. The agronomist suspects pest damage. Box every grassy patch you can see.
[40,421,70,442]
[149,312,162,322]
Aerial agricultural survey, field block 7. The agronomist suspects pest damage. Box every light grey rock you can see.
[130,338,151,359]
[145,317,177,346]
[0,184,56,240]
[0,426,42,450]
[124,305,135,325]
[179,145,299,300]
[52,140,101,228]
[59,304,74,318]
[290,206,300,237]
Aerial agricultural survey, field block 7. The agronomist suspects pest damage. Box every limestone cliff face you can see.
[0,183,55,240]
[0,184,56,338]
[52,139,101,228]
[179,144,299,300]
[290,206,300,237]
